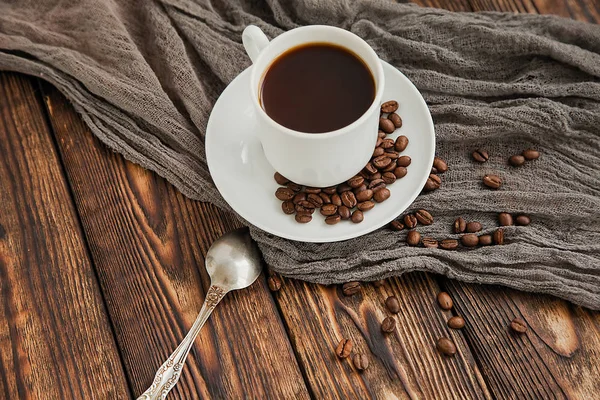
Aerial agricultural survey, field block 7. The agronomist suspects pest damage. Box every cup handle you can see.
[242,25,270,64]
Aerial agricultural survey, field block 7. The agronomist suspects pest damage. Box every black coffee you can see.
[260,43,375,133]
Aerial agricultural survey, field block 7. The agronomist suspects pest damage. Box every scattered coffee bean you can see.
[352,353,369,371]
[479,235,493,246]
[325,214,342,225]
[295,213,312,223]
[347,175,364,188]
[268,275,282,291]
[415,209,433,225]
[295,204,314,214]
[378,130,386,139]
[379,117,395,133]
[370,172,382,181]
[337,182,353,193]
[382,161,398,173]
[373,280,385,287]
[515,215,531,226]
[373,147,385,157]
[320,204,338,216]
[357,201,375,211]
[498,212,513,226]
[381,138,395,149]
[385,296,400,314]
[422,237,438,248]
[276,187,295,201]
[436,338,457,356]
[323,186,337,195]
[437,292,453,310]
[388,113,402,128]
[466,221,482,233]
[351,210,364,223]
[341,191,357,208]
[483,174,502,189]
[342,281,362,296]
[397,155,412,167]
[373,188,391,203]
[395,135,409,152]
[274,172,289,185]
[381,100,399,114]
[384,150,399,159]
[461,234,479,247]
[368,179,386,192]
[454,217,466,234]
[440,239,459,250]
[424,174,441,191]
[335,338,353,359]
[509,154,525,167]
[356,189,373,202]
[319,192,332,204]
[382,172,396,184]
[390,220,404,231]
[307,193,324,208]
[331,194,342,207]
[297,200,315,210]
[493,228,504,245]
[522,148,540,160]
[448,316,465,329]
[407,230,421,246]
[305,187,321,194]
[381,317,396,333]
[282,201,295,215]
[376,137,383,147]
[472,149,489,163]
[373,155,392,169]
[364,162,378,175]
[394,166,408,179]
[404,214,418,229]
[510,317,528,333]
[354,184,367,194]
[287,182,302,192]
[433,157,448,173]
[338,206,351,220]
[431,167,438,174]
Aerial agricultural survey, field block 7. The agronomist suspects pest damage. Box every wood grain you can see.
[530,0,600,22]
[40,82,310,399]
[0,73,130,399]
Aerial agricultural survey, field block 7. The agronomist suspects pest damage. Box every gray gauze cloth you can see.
[1,0,599,309]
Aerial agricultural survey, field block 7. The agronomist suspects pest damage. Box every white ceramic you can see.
[241,25,385,188]
[206,60,435,243]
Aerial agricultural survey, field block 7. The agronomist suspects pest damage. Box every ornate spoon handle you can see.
[137,285,227,400]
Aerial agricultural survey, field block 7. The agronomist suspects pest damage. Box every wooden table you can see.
[1,1,599,398]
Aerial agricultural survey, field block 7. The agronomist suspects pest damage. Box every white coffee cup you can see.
[242,25,385,188]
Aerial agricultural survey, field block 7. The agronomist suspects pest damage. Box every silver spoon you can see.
[138,227,262,400]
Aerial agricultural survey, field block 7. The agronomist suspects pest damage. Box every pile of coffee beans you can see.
[274,99,413,224]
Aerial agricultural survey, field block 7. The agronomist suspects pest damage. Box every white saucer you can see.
[206,61,435,243]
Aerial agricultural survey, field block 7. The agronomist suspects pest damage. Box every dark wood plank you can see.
[40,83,310,399]
[412,0,473,11]
[0,73,131,399]
[467,0,538,14]
[531,0,600,22]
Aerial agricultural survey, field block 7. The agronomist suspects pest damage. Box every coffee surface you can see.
[260,43,375,133]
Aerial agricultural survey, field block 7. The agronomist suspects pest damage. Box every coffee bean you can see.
[522,148,540,160]
[335,338,353,359]
[274,172,289,185]
[379,117,395,133]
[325,214,342,225]
[381,317,396,333]
[357,201,375,211]
[307,193,323,208]
[384,151,399,159]
[472,149,489,163]
[466,221,482,233]
[268,275,282,291]
[447,316,465,329]
[483,174,502,189]
[276,187,295,201]
[382,172,396,185]
[323,186,337,195]
[510,317,527,333]
[394,166,408,179]
[373,155,392,169]
[397,155,411,167]
[404,214,417,229]
[498,212,513,226]
[407,230,421,246]
[295,204,314,214]
[369,172,382,181]
[373,188,390,203]
[431,167,438,174]
[493,228,504,245]
[348,175,365,188]
[390,220,404,231]
[356,189,373,202]
[364,162,378,175]
[337,183,353,193]
[342,281,361,296]
[373,280,385,288]
[352,353,369,371]
[394,135,409,152]
[341,191,357,208]
[436,338,456,356]
[381,160,397,173]
[461,233,479,247]
[385,296,400,313]
[354,184,367,194]
[515,215,531,226]
[295,213,312,223]
[373,147,384,157]
[479,235,492,246]
[381,100,399,114]
[319,192,331,204]
[305,187,321,194]
[297,200,315,210]
[282,201,295,215]
[378,130,386,138]
[381,138,395,149]
[415,209,433,225]
[423,174,441,191]
[454,217,466,233]
[422,237,438,248]
[388,113,402,128]
[437,292,453,309]
[433,157,448,173]
[368,179,386,192]
[376,137,383,147]
[287,182,302,192]
[509,155,525,167]
[320,204,338,216]
[292,192,306,205]
[351,210,364,223]
[440,239,459,250]
[331,194,342,207]
[338,205,351,220]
